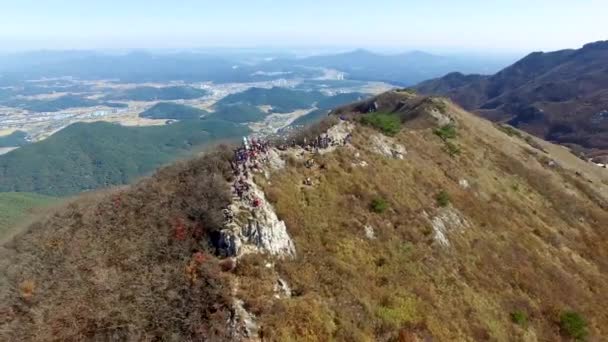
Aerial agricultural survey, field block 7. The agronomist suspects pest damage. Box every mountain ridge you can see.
[415,40,608,158]
[1,91,607,341]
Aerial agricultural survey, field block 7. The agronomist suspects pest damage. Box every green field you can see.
[0,192,56,240]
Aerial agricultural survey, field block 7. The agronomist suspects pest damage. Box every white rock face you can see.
[352,160,369,168]
[364,224,376,239]
[428,107,453,126]
[231,298,260,341]
[220,177,296,258]
[370,134,406,159]
[274,277,292,299]
[459,179,470,189]
[266,148,286,171]
[242,185,296,257]
[317,120,355,154]
[425,207,470,247]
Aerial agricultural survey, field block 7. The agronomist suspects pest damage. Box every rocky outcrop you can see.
[317,120,355,154]
[428,106,453,126]
[240,180,296,257]
[364,224,376,239]
[229,283,260,341]
[369,134,406,159]
[218,168,295,258]
[424,207,471,247]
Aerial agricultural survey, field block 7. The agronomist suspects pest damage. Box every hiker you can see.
[252,197,262,208]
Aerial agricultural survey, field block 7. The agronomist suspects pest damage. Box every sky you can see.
[0,0,607,54]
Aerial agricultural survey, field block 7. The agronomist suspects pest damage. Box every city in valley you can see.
[0,72,394,153]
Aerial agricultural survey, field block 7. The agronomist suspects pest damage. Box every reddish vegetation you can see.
[0,147,238,341]
[173,217,188,241]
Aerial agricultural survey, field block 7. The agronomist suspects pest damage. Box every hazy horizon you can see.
[2,0,606,54]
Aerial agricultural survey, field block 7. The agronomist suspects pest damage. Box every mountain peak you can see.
[415,40,608,157]
[581,40,608,51]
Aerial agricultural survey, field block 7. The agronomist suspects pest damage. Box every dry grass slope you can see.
[247,93,608,341]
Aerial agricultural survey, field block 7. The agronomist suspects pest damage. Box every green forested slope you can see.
[209,103,269,123]
[0,119,248,196]
[290,92,367,127]
[216,87,326,113]
[139,102,209,120]
[0,131,29,147]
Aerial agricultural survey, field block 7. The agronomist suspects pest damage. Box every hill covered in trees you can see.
[0,131,29,147]
[290,92,367,127]
[216,87,326,113]
[139,102,209,120]
[0,119,248,196]
[209,103,269,123]
[1,94,126,112]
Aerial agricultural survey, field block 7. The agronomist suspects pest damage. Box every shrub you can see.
[376,296,419,328]
[511,310,528,326]
[524,136,548,153]
[444,141,461,157]
[360,113,401,136]
[370,198,389,213]
[436,190,450,207]
[396,88,417,94]
[434,124,457,141]
[559,311,588,340]
[497,124,522,138]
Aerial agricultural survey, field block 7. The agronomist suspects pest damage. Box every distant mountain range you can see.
[0,49,512,85]
[416,41,608,158]
[262,49,513,85]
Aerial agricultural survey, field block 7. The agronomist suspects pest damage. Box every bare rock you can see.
[370,134,406,159]
[424,208,470,247]
[364,225,376,239]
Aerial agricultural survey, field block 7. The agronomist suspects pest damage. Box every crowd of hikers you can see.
[276,133,347,152]
[223,126,352,224]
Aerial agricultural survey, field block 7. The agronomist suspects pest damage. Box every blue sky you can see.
[0,0,606,53]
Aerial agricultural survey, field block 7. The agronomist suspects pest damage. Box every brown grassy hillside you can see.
[416,41,608,158]
[0,149,238,341]
[1,91,607,341]
[252,92,608,341]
